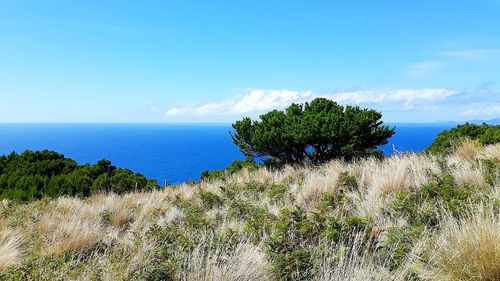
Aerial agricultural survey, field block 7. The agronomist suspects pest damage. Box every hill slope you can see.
[0,144,499,280]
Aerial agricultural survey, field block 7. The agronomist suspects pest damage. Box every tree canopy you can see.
[231,98,395,165]
[426,123,500,154]
[0,150,159,202]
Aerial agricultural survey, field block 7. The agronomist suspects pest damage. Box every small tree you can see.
[231,98,395,165]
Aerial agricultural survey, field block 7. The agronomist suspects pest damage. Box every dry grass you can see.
[314,234,390,281]
[447,155,486,187]
[0,229,24,272]
[479,143,500,162]
[422,206,500,281]
[357,153,440,195]
[314,230,426,281]
[0,143,498,279]
[455,138,482,161]
[180,237,272,281]
[296,165,341,208]
[39,212,103,257]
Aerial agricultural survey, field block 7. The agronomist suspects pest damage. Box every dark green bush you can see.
[482,159,499,185]
[0,150,159,202]
[142,224,195,281]
[338,171,358,191]
[198,190,223,209]
[427,123,500,154]
[270,247,314,280]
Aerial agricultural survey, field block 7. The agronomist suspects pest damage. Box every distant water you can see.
[0,123,454,184]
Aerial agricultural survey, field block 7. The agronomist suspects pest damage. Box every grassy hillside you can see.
[0,143,499,280]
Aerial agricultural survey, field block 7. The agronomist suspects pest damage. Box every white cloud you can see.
[461,105,500,117]
[166,90,312,116]
[442,49,500,60]
[165,88,458,116]
[407,60,445,76]
[327,88,457,109]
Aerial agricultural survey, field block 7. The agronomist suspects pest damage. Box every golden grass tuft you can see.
[447,155,486,187]
[423,206,500,281]
[0,229,24,272]
[296,167,340,208]
[38,203,103,257]
[357,154,440,195]
[181,236,272,281]
[479,142,500,163]
[455,138,482,161]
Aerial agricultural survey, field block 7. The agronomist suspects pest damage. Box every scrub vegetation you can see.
[0,150,159,202]
[0,140,498,280]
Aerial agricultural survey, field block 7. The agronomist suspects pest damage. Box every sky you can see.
[0,0,499,123]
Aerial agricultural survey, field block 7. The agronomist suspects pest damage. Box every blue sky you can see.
[0,0,499,123]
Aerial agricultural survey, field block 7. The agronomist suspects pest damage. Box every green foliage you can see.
[427,123,500,154]
[176,199,212,229]
[231,98,395,165]
[317,192,338,213]
[264,207,369,280]
[266,207,316,280]
[391,174,475,226]
[338,171,358,191]
[482,159,500,185]
[198,190,223,209]
[270,247,314,281]
[0,150,159,202]
[228,199,265,220]
[266,184,288,203]
[142,224,195,281]
[219,183,240,200]
[381,225,424,270]
[200,157,260,181]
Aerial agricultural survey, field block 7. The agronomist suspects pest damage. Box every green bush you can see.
[380,225,424,270]
[266,208,325,280]
[0,150,159,202]
[391,174,476,226]
[176,199,212,229]
[200,157,260,181]
[198,191,223,209]
[427,123,500,154]
[338,171,358,191]
[266,184,288,203]
[142,224,195,281]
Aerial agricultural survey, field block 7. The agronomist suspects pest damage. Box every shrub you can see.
[338,171,358,191]
[200,158,260,181]
[380,225,424,270]
[391,174,474,226]
[427,123,500,155]
[266,184,288,203]
[176,200,212,229]
[265,207,332,280]
[0,150,159,202]
[198,191,223,209]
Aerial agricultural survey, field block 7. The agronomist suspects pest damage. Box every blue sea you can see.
[0,123,454,184]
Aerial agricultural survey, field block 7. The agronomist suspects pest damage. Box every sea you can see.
[0,123,455,184]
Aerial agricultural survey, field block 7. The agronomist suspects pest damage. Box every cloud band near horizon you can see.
[165,88,459,117]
